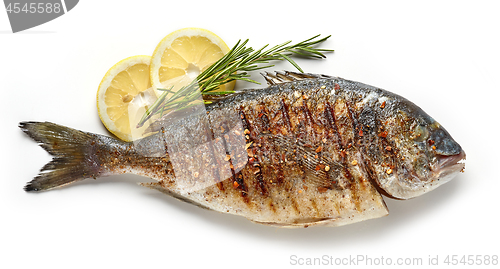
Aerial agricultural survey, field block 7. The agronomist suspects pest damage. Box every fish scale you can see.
[20,71,465,228]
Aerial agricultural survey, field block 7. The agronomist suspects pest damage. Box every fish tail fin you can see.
[19,121,116,192]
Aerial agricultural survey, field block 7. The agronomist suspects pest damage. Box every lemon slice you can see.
[150,27,235,96]
[97,55,157,142]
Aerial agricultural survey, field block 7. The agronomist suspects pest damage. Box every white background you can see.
[1,1,499,268]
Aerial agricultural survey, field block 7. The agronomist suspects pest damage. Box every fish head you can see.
[373,98,466,199]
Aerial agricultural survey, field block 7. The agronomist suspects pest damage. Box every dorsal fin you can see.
[261,71,333,86]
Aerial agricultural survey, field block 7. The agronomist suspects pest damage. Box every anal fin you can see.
[253,217,340,228]
[140,182,212,211]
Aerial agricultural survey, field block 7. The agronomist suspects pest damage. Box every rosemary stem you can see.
[138,35,332,127]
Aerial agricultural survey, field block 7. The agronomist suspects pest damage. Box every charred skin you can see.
[191,79,390,227]
[132,77,391,227]
[22,72,464,228]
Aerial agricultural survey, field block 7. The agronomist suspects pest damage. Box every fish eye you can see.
[413,125,429,142]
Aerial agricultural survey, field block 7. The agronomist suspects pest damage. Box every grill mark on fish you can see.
[160,127,169,154]
[290,196,300,214]
[352,109,373,185]
[310,198,319,216]
[269,143,285,189]
[344,100,362,211]
[243,108,270,199]
[361,156,377,185]
[345,100,358,137]
[268,199,277,213]
[332,98,361,211]
[221,120,241,197]
[332,99,348,158]
[301,100,318,141]
[204,122,225,192]
[257,104,271,133]
[324,102,343,152]
[343,99,367,194]
[280,99,292,135]
[274,160,286,185]
[235,172,250,204]
[324,102,347,193]
[154,128,174,176]
[254,158,268,197]
[216,179,225,192]
[231,110,253,204]
[261,114,270,134]
[238,108,248,127]
[203,121,226,192]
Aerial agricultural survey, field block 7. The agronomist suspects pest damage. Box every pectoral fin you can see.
[266,134,344,190]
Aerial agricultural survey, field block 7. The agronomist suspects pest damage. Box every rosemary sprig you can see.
[138,35,332,127]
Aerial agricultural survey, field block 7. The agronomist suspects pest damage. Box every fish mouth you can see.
[435,150,466,182]
[437,150,466,170]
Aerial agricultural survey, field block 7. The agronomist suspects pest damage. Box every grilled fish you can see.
[20,72,465,228]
